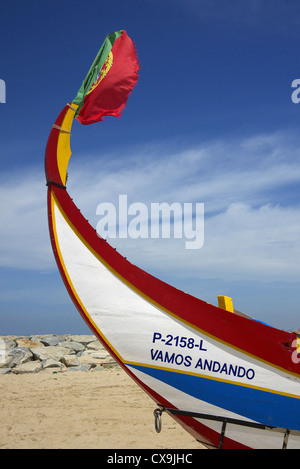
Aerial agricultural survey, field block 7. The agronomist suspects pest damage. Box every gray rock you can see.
[16,338,44,349]
[0,338,16,367]
[89,350,110,359]
[0,368,12,374]
[76,351,104,367]
[62,355,81,367]
[0,335,116,373]
[39,336,62,347]
[2,347,33,368]
[86,340,103,351]
[41,358,64,370]
[1,338,16,350]
[59,341,85,353]
[68,335,96,345]
[12,361,42,374]
[31,346,73,362]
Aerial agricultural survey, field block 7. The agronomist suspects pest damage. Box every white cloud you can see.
[194,202,300,281]
[1,131,299,286]
[98,202,299,284]
[0,167,55,271]
[65,131,300,282]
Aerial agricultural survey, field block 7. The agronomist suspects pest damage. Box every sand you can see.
[0,366,204,449]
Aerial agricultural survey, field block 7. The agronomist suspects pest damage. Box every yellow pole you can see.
[218,295,234,313]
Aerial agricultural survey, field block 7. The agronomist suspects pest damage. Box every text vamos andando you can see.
[150,349,255,380]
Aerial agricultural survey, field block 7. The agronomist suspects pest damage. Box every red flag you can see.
[72,30,139,125]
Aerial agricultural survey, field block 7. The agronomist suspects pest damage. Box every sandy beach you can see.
[0,366,204,449]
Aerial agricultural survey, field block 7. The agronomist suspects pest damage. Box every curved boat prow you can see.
[45,32,300,449]
[45,103,78,188]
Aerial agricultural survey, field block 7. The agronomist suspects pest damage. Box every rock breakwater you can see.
[0,334,118,374]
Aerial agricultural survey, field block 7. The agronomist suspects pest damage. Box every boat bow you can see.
[45,103,300,449]
[44,30,300,449]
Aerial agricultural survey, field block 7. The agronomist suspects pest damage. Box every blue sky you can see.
[0,0,300,335]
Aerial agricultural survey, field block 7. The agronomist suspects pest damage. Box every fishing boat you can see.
[45,30,300,449]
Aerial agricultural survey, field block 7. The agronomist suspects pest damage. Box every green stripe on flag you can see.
[72,30,123,115]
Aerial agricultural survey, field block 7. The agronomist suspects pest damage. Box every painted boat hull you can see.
[45,104,300,449]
